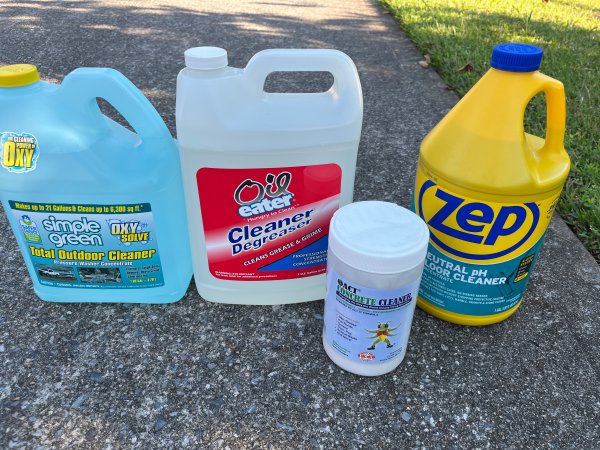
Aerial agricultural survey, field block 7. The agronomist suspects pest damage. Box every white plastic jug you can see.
[176,47,363,304]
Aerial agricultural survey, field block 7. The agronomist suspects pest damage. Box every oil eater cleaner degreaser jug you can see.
[176,47,363,304]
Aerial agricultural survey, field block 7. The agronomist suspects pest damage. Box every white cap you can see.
[329,201,430,274]
[184,47,228,70]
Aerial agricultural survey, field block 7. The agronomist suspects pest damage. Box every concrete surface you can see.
[1,0,599,448]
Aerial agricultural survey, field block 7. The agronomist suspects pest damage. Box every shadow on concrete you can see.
[1,1,405,131]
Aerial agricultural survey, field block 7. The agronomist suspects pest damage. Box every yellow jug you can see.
[413,43,570,326]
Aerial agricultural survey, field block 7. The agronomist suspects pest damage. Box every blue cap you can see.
[490,43,543,72]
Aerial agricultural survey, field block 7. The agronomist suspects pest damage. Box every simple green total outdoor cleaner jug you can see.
[414,43,570,325]
[0,64,192,303]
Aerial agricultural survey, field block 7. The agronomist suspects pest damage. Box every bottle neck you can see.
[183,66,237,78]
[0,81,46,94]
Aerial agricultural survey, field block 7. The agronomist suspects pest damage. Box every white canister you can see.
[322,201,429,376]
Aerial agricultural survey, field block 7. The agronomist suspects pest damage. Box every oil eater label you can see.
[197,164,341,281]
[414,167,560,316]
[323,270,420,364]
[10,201,164,289]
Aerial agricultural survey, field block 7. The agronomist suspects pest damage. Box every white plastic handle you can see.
[243,49,362,102]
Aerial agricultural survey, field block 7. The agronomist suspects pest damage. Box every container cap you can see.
[329,201,430,274]
[0,64,40,87]
[490,43,543,72]
[184,47,228,70]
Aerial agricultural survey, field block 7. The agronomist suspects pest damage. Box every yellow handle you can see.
[532,72,566,155]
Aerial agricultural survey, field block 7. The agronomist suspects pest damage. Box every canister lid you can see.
[184,47,228,70]
[490,43,543,73]
[0,64,40,87]
[329,201,430,274]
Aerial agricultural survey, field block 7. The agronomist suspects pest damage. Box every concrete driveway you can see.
[1,1,599,448]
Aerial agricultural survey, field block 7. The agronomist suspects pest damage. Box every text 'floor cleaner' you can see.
[413,43,570,325]
[176,47,363,304]
[0,65,192,303]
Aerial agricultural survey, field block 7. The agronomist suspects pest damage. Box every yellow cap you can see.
[0,64,40,87]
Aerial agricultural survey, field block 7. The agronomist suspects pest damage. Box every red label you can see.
[197,164,342,281]
[358,352,375,362]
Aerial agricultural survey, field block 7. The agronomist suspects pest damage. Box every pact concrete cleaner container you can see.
[413,43,570,325]
[176,47,363,304]
[0,64,192,303]
[323,201,429,376]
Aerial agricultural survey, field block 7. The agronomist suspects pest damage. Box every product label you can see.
[9,201,164,289]
[1,132,40,173]
[414,167,560,316]
[197,164,342,281]
[323,270,420,364]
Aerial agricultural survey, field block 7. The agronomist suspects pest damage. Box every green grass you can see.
[381,0,600,260]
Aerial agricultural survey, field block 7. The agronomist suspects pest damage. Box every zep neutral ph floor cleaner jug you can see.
[0,65,192,303]
[176,47,363,304]
[413,43,570,325]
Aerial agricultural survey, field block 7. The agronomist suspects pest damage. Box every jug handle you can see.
[243,49,362,104]
[531,72,566,156]
[61,68,172,143]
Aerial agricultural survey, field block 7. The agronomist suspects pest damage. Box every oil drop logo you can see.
[234,171,294,218]
[1,132,40,173]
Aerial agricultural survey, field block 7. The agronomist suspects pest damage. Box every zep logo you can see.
[417,179,542,261]
[1,132,39,174]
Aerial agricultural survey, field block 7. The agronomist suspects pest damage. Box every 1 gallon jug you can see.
[176,47,363,304]
[413,43,570,325]
[0,65,192,303]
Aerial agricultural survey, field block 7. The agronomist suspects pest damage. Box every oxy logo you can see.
[1,132,39,173]
[234,171,294,218]
[417,180,540,261]
[109,220,150,245]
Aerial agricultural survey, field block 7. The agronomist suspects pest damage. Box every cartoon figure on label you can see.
[366,322,398,350]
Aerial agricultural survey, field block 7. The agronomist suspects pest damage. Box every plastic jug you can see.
[0,64,192,303]
[176,47,363,304]
[413,43,570,325]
